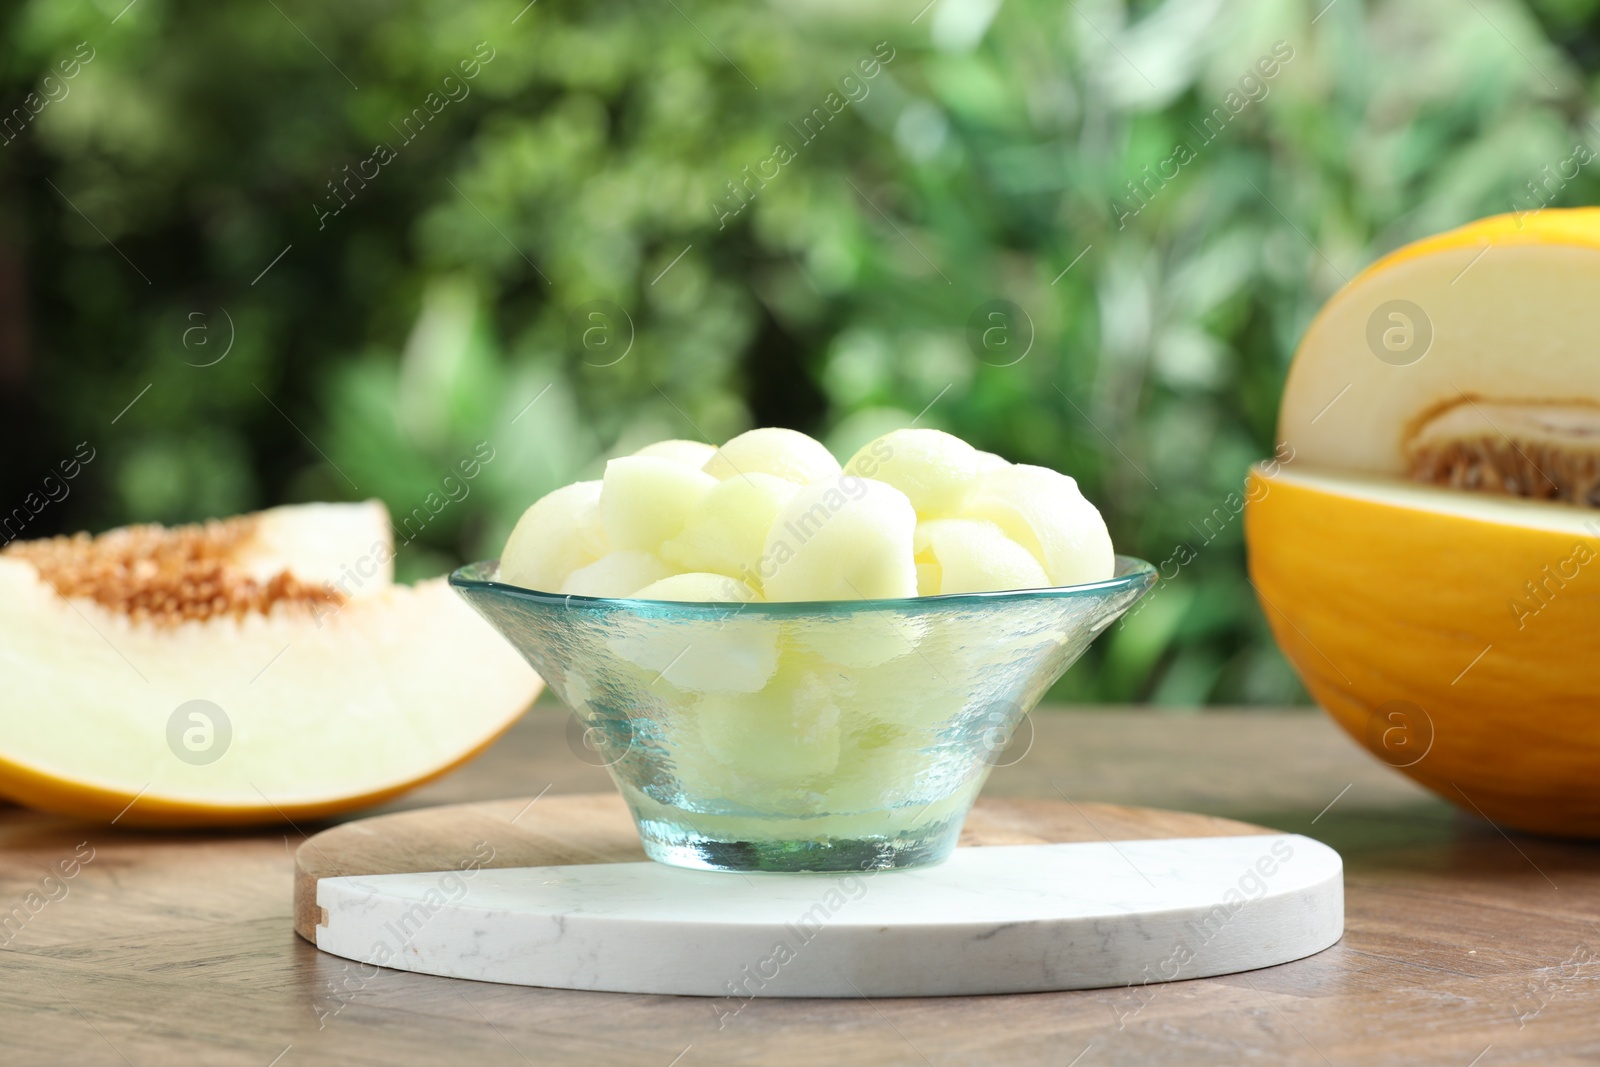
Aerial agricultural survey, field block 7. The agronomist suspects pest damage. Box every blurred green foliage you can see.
[5,0,1600,704]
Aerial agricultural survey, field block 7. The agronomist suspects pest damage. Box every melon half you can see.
[0,501,541,826]
[1246,209,1600,835]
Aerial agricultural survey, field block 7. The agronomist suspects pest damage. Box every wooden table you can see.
[3,704,1597,1066]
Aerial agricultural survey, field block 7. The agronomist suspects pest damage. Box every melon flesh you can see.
[499,481,606,593]
[500,429,1121,603]
[690,659,844,784]
[631,571,759,603]
[658,472,799,584]
[633,439,717,467]
[559,551,673,598]
[1269,212,1600,544]
[235,500,395,591]
[1279,215,1600,497]
[1254,465,1599,536]
[761,478,919,601]
[601,457,717,551]
[962,464,1114,586]
[913,518,1051,596]
[0,502,540,826]
[846,428,981,519]
[702,427,843,484]
[844,428,979,521]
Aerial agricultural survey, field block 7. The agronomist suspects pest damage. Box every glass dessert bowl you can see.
[451,557,1154,873]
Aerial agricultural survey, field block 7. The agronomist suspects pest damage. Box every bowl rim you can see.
[449,555,1156,617]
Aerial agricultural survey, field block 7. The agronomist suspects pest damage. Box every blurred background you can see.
[2,0,1595,706]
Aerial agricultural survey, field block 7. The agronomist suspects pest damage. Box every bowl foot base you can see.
[635,814,964,872]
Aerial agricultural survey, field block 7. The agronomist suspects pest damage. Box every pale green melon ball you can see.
[600,456,717,552]
[558,551,672,598]
[913,518,1051,595]
[962,464,1113,586]
[694,665,843,782]
[609,595,778,694]
[633,439,717,467]
[498,480,607,591]
[786,612,927,669]
[845,428,981,518]
[702,427,841,484]
[659,472,798,583]
[761,478,918,601]
[631,572,760,603]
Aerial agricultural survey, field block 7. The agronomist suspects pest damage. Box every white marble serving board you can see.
[313,834,1342,997]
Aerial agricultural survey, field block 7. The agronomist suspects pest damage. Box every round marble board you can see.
[294,793,1342,998]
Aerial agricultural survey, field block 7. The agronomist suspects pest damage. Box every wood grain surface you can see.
[292,792,1275,941]
[3,705,1599,1066]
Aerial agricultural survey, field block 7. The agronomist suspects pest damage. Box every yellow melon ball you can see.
[761,478,918,601]
[963,464,1113,586]
[558,551,672,598]
[974,450,1008,473]
[600,456,717,552]
[498,481,607,591]
[913,518,1051,595]
[633,439,717,467]
[702,427,842,484]
[845,428,981,518]
[659,472,799,582]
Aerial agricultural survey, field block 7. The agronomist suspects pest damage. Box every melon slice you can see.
[1251,208,1600,835]
[1279,208,1600,495]
[0,501,540,827]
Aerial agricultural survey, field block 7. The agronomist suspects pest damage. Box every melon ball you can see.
[845,428,981,518]
[702,427,842,484]
[659,651,838,797]
[558,551,672,598]
[913,518,1051,596]
[962,464,1114,586]
[788,614,927,669]
[633,439,717,467]
[600,456,718,552]
[835,647,970,732]
[609,604,777,693]
[694,667,843,782]
[651,630,780,694]
[659,472,799,582]
[632,572,760,603]
[790,652,970,810]
[974,450,1008,473]
[499,481,607,591]
[761,478,918,601]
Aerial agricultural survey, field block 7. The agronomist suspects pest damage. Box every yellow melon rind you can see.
[1246,464,1600,835]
